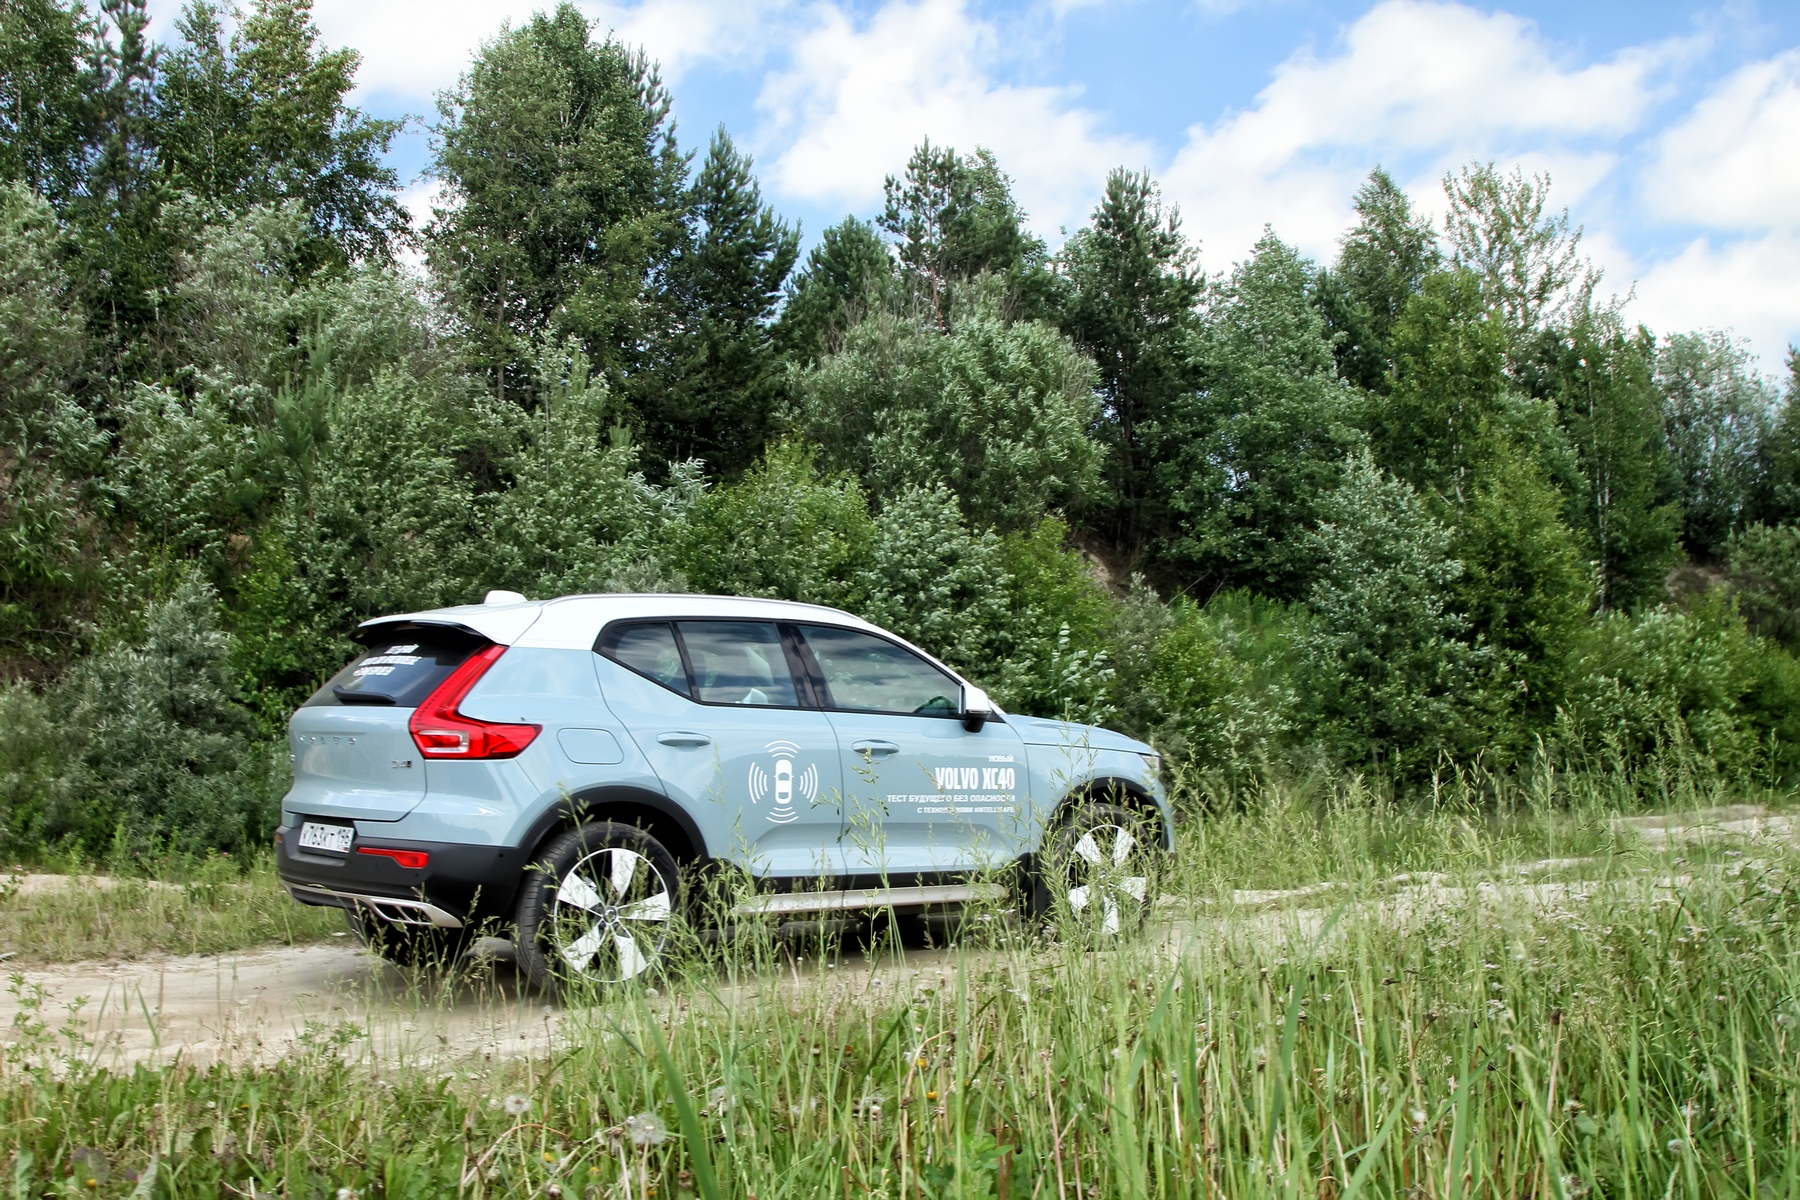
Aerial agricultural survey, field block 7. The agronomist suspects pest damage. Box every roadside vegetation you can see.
[5,761,1800,1196]
[4,0,1800,865]
[0,853,339,966]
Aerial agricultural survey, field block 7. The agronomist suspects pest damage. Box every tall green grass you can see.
[4,768,1799,1197]
[0,853,342,965]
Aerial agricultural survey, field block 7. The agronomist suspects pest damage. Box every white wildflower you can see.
[625,1112,667,1147]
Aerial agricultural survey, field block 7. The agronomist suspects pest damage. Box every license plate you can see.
[298,822,354,854]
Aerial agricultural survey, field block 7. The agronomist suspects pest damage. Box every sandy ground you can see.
[0,803,1788,1070]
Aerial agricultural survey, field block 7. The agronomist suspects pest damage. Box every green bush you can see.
[1557,599,1764,775]
[1727,522,1800,650]
[1117,591,1301,774]
[1296,451,1500,776]
[791,294,1101,530]
[17,574,282,857]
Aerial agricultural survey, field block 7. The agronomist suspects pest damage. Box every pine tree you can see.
[773,216,892,365]
[1297,450,1495,775]
[1372,269,1509,501]
[427,3,688,404]
[1157,231,1364,598]
[1315,167,1439,393]
[1058,168,1201,559]
[878,141,1048,325]
[642,129,798,473]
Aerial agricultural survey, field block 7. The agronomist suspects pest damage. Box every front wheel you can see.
[514,821,681,994]
[1033,803,1158,941]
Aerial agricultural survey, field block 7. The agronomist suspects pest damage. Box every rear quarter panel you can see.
[375,648,663,849]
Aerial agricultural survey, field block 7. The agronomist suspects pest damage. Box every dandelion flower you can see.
[504,1094,532,1116]
[625,1112,667,1147]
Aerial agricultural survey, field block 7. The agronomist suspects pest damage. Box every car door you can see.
[793,623,1029,877]
[596,619,845,879]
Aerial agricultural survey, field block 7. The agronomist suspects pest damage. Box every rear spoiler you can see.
[356,603,542,647]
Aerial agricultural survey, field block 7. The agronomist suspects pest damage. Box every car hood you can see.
[1011,716,1153,756]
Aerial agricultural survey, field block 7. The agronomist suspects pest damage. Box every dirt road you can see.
[0,931,1006,1071]
[1,804,1785,1070]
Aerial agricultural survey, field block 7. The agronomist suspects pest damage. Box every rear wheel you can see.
[1033,803,1157,941]
[515,821,680,994]
[345,907,474,969]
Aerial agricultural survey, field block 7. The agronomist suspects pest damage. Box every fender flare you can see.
[1050,775,1171,850]
[520,785,709,866]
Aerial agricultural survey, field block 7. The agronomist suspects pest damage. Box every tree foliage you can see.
[7,3,1800,854]
[158,0,404,266]
[427,3,686,402]
[1057,168,1201,557]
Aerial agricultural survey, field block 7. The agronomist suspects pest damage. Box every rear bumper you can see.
[284,882,466,928]
[275,823,526,926]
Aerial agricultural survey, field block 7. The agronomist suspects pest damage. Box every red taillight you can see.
[408,644,541,759]
[358,846,430,869]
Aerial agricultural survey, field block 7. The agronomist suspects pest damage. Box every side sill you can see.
[732,882,1008,918]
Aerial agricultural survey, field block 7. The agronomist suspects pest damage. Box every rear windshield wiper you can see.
[333,686,397,705]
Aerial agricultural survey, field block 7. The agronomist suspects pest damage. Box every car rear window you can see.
[677,621,799,707]
[597,622,691,697]
[304,625,488,708]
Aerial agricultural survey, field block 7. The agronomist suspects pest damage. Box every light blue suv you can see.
[276,592,1172,988]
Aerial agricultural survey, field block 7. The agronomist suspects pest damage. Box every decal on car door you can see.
[748,740,821,825]
[894,755,1019,816]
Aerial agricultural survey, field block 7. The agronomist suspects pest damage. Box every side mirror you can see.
[962,685,994,732]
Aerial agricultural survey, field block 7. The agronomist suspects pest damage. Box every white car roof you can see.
[359,593,1001,713]
[359,593,887,652]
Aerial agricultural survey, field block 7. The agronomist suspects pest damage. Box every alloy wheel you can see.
[1053,815,1153,938]
[544,846,675,982]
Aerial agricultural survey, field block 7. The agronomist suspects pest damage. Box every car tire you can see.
[345,906,475,969]
[514,821,681,994]
[1032,803,1158,941]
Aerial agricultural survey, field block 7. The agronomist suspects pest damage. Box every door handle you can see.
[657,732,712,747]
[851,739,901,756]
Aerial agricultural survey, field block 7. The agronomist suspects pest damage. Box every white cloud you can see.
[1650,48,1800,232]
[148,0,786,108]
[1161,0,1668,267]
[756,0,1153,237]
[306,0,544,102]
[1630,233,1800,366]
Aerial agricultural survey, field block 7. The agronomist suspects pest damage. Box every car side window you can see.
[676,622,800,707]
[797,625,960,717]
[598,623,691,697]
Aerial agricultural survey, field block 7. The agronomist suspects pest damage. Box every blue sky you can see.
[146,0,1800,372]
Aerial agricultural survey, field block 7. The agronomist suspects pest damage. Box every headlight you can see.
[1139,753,1161,775]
